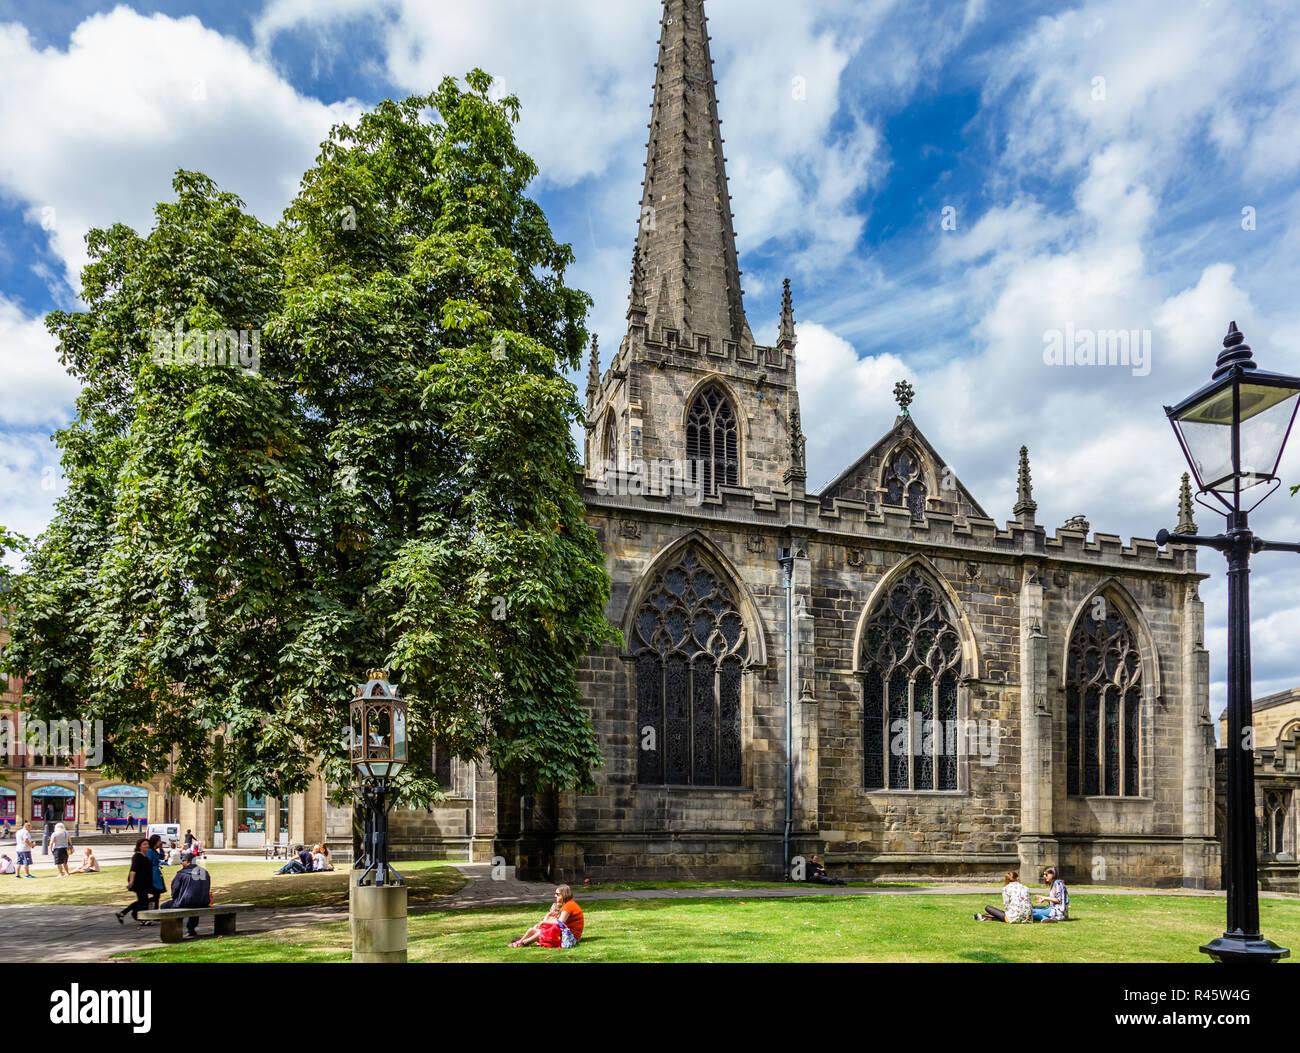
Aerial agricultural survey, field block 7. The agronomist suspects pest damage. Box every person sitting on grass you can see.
[70,848,100,874]
[510,885,584,948]
[275,845,310,875]
[1033,866,1069,922]
[0,854,14,875]
[805,853,846,886]
[974,870,1033,923]
[311,844,334,872]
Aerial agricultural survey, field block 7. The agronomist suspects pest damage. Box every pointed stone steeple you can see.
[777,278,796,352]
[586,334,600,409]
[1177,472,1197,534]
[1014,445,1037,520]
[634,0,752,349]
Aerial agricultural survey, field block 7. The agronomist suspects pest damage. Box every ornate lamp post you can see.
[1157,322,1299,964]
[348,669,409,963]
[349,670,407,887]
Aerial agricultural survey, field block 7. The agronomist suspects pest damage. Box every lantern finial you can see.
[1213,321,1257,379]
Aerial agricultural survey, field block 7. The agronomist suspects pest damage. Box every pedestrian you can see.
[48,822,73,877]
[41,801,55,856]
[13,820,34,878]
[183,829,194,849]
[160,851,211,938]
[115,839,154,927]
[145,834,166,910]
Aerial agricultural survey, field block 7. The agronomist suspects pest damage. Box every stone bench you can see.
[137,903,256,943]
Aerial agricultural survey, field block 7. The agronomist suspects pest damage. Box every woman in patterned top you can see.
[974,870,1034,923]
[1033,866,1069,922]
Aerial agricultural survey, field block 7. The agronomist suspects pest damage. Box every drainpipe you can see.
[467,760,476,863]
[778,550,794,876]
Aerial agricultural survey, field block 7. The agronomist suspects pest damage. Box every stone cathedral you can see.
[410,0,1221,887]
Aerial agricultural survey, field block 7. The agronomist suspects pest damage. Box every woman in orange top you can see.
[556,885,583,941]
[510,885,584,947]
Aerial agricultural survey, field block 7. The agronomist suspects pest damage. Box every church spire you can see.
[633,0,752,349]
[777,278,796,352]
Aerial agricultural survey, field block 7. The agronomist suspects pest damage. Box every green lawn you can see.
[117,892,1300,963]
[0,859,463,908]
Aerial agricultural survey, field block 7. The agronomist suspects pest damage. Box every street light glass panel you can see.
[1238,382,1300,487]
[391,707,407,776]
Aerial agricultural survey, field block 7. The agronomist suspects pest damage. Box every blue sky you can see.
[3,0,1300,719]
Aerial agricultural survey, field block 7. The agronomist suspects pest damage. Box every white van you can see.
[146,822,181,847]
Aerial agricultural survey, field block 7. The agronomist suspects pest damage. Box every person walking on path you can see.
[47,822,73,877]
[41,802,55,856]
[160,851,211,939]
[13,821,34,878]
[115,839,154,927]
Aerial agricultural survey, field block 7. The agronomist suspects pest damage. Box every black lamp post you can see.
[349,670,408,887]
[1157,321,1299,964]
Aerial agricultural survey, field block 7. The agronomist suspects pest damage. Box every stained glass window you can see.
[1065,597,1143,797]
[686,387,739,495]
[882,445,928,519]
[860,566,963,790]
[632,548,751,785]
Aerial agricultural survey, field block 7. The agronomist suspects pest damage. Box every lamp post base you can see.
[1199,933,1290,964]
[350,877,408,963]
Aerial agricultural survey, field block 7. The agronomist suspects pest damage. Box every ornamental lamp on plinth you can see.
[1157,322,1299,964]
[347,669,408,963]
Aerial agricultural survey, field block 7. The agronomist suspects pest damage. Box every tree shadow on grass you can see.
[959,950,1010,962]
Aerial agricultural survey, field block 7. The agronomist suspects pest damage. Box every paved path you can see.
[1,862,1292,963]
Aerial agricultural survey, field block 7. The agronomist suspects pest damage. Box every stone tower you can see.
[586,0,801,499]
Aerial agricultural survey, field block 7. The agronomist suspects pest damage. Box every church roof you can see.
[815,413,991,521]
[631,0,752,349]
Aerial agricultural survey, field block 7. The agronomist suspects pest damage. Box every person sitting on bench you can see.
[160,851,211,938]
[806,853,846,886]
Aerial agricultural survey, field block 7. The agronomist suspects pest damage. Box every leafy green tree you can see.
[2,71,616,804]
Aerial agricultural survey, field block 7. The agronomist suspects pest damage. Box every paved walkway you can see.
[1,862,1292,963]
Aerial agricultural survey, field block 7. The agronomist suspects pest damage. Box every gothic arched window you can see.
[1065,597,1142,797]
[860,566,962,790]
[686,387,738,495]
[882,446,927,518]
[632,548,749,786]
[601,414,617,469]
[1265,791,1289,856]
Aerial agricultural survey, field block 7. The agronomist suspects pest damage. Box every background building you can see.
[1217,687,1300,893]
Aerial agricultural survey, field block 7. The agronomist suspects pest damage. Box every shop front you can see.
[96,784,148,829]
[31,785,75,822]
[237,792,266,847]
[0,785,15,831]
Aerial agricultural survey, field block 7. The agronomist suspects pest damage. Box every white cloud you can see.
[0,296,79,427]
[0,9,362,290]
